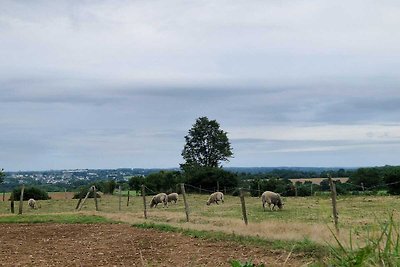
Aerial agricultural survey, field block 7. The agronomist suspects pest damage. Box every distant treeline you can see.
[235,168,353,180]
[1,166,400,196]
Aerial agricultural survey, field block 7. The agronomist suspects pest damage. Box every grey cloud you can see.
[1,1,400,170]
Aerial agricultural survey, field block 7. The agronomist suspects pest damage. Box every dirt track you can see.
[0,223,307,266]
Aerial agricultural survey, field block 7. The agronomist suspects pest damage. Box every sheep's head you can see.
[206,201,210,206]
[149,198,156,208]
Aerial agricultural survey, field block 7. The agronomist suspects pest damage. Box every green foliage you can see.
[334,181,352,195]
[144,171,182,193]
[72,186,101,199]
[183,166,239,192]
[128,175,145,193]
[249,178,293,197]
[181,116,233,169]
[349,168,384,190]
[328,213,400,266]
[384,167,400,195]
[230,259,265,267]
[296,181,319,196]
[94,179,117,194]
[12,186,50,200]
[0,168,4,184]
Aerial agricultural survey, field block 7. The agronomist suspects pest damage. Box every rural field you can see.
[1,192,400,266]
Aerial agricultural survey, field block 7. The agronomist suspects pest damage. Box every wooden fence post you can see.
[18,184,25,215]
[181,183,190,222]
[328,175,339,234]
[75,194,83,210]
[199,185,202,194]
[2,192,5,201]
[64,188,67,199]
[93,186,98,211]
[118,185,122,211]
[239,189,248,225]
[141,185,147,219]
[258,180,261,198]
[217,181,220,192]
[10,192,14,214]
[78,186,93,211]
[127,190,130,206]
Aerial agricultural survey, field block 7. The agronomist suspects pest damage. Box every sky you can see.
[1,1,400,171]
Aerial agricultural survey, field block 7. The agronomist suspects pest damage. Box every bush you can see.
[183,167,238,193]
[94,179,116,194]
[12,186,50,200]
[384,168,400,195]
[73,187,101,199]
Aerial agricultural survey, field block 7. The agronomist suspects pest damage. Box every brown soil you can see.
[0,223,309,266]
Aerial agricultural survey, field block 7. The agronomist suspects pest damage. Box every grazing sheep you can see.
[167,193,179,204]
[28,198,37,209]
[150,193,168,208]
[261,191,283,211]
[206,192,224,205]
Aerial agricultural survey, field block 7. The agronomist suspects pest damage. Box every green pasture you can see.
[1,193,399,232]
[1,192,400,265]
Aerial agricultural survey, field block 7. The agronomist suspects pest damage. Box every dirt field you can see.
[0,223,308,266]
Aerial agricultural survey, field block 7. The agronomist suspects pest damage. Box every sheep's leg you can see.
[216,200,219,205]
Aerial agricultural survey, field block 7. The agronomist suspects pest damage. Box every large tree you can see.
[181,117,233,169]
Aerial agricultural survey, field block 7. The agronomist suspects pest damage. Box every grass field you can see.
[1,192,399,248]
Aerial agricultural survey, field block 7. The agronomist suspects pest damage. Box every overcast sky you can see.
[1,1,400,171]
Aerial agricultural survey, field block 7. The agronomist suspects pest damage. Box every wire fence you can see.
[141,178,400,198]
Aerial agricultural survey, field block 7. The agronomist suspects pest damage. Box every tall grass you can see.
[328,213,400,266]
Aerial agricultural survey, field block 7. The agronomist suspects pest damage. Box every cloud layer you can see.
[1,1,400,170]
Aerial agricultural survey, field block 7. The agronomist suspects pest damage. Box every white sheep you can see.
[28,198,37,209]
[150,193,168,208]
[206,192,224,205]
[261,191,283,211]
[167,193,179,204]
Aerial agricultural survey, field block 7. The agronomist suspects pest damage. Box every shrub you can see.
[94,179,116,194]
[73,187,101,199]
[12,186,50,200]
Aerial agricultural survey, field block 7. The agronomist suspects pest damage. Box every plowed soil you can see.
[0,223,309,266]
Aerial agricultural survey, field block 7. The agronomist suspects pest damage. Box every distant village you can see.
[1,168,174,191]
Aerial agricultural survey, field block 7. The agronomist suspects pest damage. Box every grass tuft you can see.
[327,212,400,266]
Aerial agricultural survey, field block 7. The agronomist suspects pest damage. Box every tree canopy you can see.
[181,117,233,169]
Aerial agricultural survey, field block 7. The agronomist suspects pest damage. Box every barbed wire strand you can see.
[142,180,400,197]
